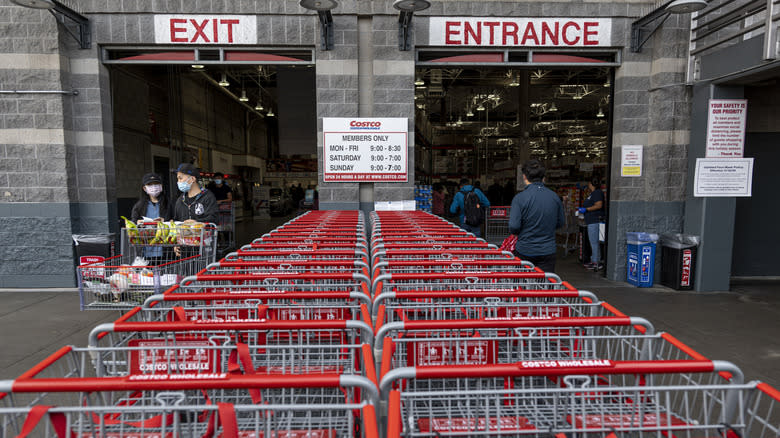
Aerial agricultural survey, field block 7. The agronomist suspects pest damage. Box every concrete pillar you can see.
[683,84,742,291]
[316,15,360,210]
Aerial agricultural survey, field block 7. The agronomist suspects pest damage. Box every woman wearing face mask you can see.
[130,173,172,225]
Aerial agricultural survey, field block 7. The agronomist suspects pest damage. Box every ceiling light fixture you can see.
[476,103,485,111]
[596,108,605,118]
[218,73,230,87]
[266,108,275,117]
[466,109,474,117]
[603,78,611,87]
[255,101,264,111]
[414,76,425,86]
[191,64,205,69]
[549,102,558,112]
[239,89,249,102]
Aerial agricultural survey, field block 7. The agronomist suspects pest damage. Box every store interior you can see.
[108,51,318,221]
[414,64,613,209]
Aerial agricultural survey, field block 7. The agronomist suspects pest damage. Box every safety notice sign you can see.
[323,118,408,182]
[621,145,643,177]
[693,158,754,197]
[705,99,747,158]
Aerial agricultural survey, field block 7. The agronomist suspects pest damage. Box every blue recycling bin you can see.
[626,232,659,287]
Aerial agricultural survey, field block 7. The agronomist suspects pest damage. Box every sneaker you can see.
[583,262,596,269]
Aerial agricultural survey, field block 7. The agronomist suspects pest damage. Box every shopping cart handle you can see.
[379,360,744,400]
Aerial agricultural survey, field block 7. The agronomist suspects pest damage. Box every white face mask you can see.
[144,184,163,197]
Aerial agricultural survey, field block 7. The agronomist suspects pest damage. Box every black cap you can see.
[176,163,199,177]
[142,172,162,185]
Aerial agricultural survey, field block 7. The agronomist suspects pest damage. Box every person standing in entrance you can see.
[578,178,605,271]
[206,173,233,205]
[173,163,219,224]
[450,178,490,237]
[432,183,446,216]
[509,160,566,273]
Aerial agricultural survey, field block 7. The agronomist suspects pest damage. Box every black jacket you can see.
[173,188,219,224]
[130,197,172,223]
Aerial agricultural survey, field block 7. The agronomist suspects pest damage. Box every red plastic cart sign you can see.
[412,340,496,366]
[272,307,346,321]
[568,413,688,428]
[681,249,692,287]
[79,256,106,279]
[234,431,336,438]
[520,359,612,368]
[323,118,408,182]
[419,416,536,433]
[489,207,510,217]
[128,339,216,374]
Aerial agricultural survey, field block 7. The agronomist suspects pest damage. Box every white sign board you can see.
[323,118,408,182]
[429,17,612,47]
[374,200,416,211]
[706,99,747,158]
[621,145,643,177]
[154,15,257,44]
[694,158,754,197]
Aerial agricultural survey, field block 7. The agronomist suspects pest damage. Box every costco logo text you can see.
[350,121,382,130]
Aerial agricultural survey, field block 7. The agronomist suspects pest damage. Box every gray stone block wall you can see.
[0,6,78,287]
[605,11,692,281]
[372,15,415,203]
[316,15,360,209]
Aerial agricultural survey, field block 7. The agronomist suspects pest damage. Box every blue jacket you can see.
[508,182,566,256]
[450,185,490,224]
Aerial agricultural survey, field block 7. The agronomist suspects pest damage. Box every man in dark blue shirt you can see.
[508,160,566,273]
[578,178,605,270]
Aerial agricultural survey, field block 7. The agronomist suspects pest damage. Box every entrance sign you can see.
[693,158,754,197]
[705,99,748,158]
[429,17,612,47]
[620,145,643,177]
[323,118,408,182]
[154,15,257,44]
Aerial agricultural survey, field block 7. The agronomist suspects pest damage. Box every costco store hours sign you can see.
[323,118,408,182]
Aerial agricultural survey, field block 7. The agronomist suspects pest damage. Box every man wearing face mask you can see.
[206,173,233,205]
[173,163,219,224]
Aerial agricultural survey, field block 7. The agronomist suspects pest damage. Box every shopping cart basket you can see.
[180,271,372,296]
[0,372,378,437]
[380,360,780,438]
[201,259,370,278]
[77,254,204,310]
[140,288,373,325]
[372,271,564,297]
[86,319,375,383]
[372,288,615,329]
[226,248,369,264]
[374,317,717,374]
[122,222,218,264]
[371,258,536,278]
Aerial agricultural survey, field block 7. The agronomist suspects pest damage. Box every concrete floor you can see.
[1,213,778,390]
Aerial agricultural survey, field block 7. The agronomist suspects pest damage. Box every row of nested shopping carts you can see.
[2,209,779,437]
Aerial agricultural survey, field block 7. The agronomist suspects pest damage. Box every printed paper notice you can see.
[706,99,747,158]
[323,118,408,182]
[694,158,753,197]
[621,145,643,177]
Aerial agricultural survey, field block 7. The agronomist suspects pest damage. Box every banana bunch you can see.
[149,221,169,244]
[121,216,140,243]
[166,221,179,244]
